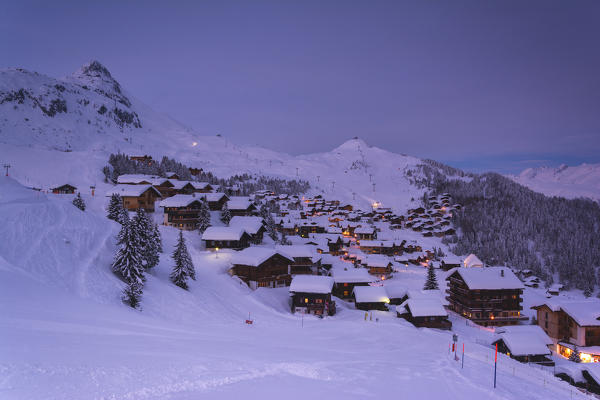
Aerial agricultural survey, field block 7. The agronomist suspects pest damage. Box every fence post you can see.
[494,343,498,389]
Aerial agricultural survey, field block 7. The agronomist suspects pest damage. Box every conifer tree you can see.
[122,280,143,309]
[279,232,291,245]
[72,193,86,211]
[569,346,581,363]
[107,194,123,221]
[220,202,232,226]
[117,206,129,225]
[171,231,195,289]
[132,209,160,269]
[423,263,439,290]
[196,199,211,233]
[112,220,145,284]
[152,223,163,253]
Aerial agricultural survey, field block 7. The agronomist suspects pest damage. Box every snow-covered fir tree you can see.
[423,263,439,290]
[112,219,145,284]
[152,223,163,253]
[107,193,123,221]
[259,204,278,241]
[171,231,195,289]
[122,280,143,309]
[72,193,86,211]
[196,199,211,233]
[117,206,129,225]
[220,202,231,226]
[132,209,160,269]
[569,346,581,363]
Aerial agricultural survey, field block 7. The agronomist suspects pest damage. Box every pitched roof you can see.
[159,194,204,208]
[463,253,484,268]
[289,275,334,294]
[230,247,293,266]
[331,267,377,284]
[227,196,254,210]
[400,298,447,317]
[448,267,524,290]
[353,286,389,304]
[492,332,551,357]
[106,184,161,198]
[229,216,265,235]
[202,227,247,241]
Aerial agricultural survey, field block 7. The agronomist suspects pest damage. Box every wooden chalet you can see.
[129,155,154,165]
[229,216,266,243]
[275,245,320,275]
[355,226,376,241]
[446,267,527,327]
[491,330,553,365]
[202,227,251,250]
[363,255,394,279]
[227,196,257,216]
[353,285,390,311]
[159,194,204,230]
[289,275,336,316]
[331,268,377,300]
[230,248,294,289]
[531,300,600,362]
[108,184,162,212]
[51,184,77,194]
[359,240,402,256]
[396,298,452,330]
[202,193,229,211]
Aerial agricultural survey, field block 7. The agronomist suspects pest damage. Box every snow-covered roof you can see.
[400,298,447,318]
[559,301,600,327]
[229,216,264,235]
[116,174,157,184]
[106,184,161,197]
[227,196,253,210]
[331,267,377,284]
[201,227,247,241]
[353,286,389,304]
[169,180,196,190]
[448,267,524,290]
[159,194,203,208]
[441,255,463,265]
[492,332,551,357]
[359,240,398,248]
[275,245,316,259]
[191,181,211,190]
[495,325,553,346]
[202,193,229,202]
[289,275,334,294]
[230,247,293,266]
[355,226,375,234]
[463,253,484,268]
[364,255,392,268]
[384,284,408,299]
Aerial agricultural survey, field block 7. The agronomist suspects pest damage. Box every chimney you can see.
[501,269,505,277]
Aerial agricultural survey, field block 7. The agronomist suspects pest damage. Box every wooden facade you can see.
[397,309,452,330]
[231,253,292,289]
[162,200,203,230]
[121,188,161,212]
[290,292,336,316]
[51,184,77,194]
[204,232,251,250]
[446,270,526,327]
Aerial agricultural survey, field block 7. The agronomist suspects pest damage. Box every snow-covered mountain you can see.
[511,164,600,202]
[0,61,458,213]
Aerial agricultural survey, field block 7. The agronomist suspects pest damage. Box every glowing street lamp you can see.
[215,247,219,259]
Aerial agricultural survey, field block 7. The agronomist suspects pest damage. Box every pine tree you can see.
[196,199,211,233]
[171,231,195,289]
[112,220,145,284]
[117,206,129,225]
[569,346,581,363]
[122,280,143,309]
[152,223,163,253]
[220,202,232,226]
[423,263,439,290]
[132,209,160,270]
[72,193,86,211]
[107,194,123,221]
[583,285,593,298]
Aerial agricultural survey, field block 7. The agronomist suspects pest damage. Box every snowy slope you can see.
[510,164,600,202]
[0,176,591,400]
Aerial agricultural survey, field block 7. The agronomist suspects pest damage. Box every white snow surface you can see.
[510,164,600,202]
[0,63,595,399]
[289,275,334,294]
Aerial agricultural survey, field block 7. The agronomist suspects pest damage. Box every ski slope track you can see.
[0,62,594,399]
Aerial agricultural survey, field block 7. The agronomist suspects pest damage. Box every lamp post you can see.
[215,247,219,259]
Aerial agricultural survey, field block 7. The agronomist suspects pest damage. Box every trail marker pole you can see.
[494,343,498,388]
[3,164,11,176]
[462,343,464,369]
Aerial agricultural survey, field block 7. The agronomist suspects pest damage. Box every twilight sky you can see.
[1,1,599,173]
